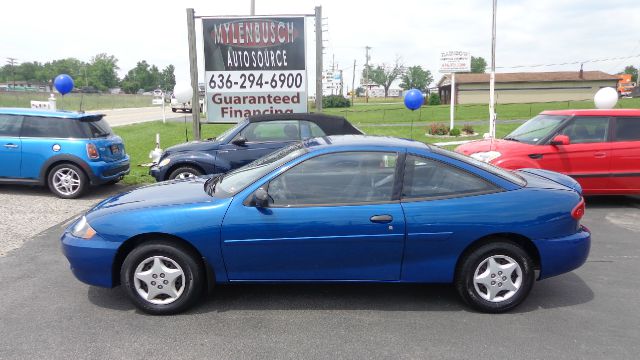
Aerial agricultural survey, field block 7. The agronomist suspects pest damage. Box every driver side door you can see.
[220,151,406,281]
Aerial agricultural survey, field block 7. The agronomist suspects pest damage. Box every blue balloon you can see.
[54,74,74,95]
[404,88,424,111]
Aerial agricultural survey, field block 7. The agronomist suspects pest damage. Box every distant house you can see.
[437,71,619,105]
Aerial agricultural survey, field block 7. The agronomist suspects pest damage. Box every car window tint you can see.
[240,120,300,142]
[614,117,640,141]
[21,116,86,138]
[0,114,22,137]
[559,117,609,143]
[402,155,499,200]
[268,152,397,206]
[306,121,326,137]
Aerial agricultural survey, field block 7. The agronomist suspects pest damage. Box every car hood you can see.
[164,140,221,155]
[88,177,216,217]
[455,139,536,155]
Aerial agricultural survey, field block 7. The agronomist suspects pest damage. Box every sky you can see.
[2,0,640,95]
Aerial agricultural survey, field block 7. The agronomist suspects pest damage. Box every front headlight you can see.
[470,151,502,163]
[158,158,171,167]
[71,216,96,239]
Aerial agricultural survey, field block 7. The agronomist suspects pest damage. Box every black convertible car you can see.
[150,113,363,181]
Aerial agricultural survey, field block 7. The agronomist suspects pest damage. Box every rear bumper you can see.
[88,156,130,185]
[61,230,119,288]
[534,226,591,280]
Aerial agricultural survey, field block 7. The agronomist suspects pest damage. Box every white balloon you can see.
[594,87,618,109]
[173,83,193,103]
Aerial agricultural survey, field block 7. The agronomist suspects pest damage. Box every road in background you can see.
[95,106,191,127]
[0,196,638,359]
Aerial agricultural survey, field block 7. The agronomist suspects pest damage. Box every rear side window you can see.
[21,116,86,138]
[236,120,301,142]
[80,117,113,138]
[402,155,499,200]
[614,117,640,141]
[559,117,609,143]
[0,114,22,137]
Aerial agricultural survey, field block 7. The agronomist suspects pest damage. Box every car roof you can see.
[303,135,431,152]
[246,113,362,135]
[0,107,105,120]
[541,109,640,117]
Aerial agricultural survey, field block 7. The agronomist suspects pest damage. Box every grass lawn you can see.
[0,92,155,110]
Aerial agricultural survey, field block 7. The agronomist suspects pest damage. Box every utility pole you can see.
[351,59,356,104]
[339,69,343,96]
[187,8,201,140]
[314,6,323,112]
[364,46,371,103]
[250,0,255,15]
[7,57,17,88]
[331,54,335,95]
[489,0,497,138]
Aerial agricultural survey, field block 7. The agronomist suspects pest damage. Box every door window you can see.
[402,155,499,200]
[614,117,640,141]
[559,117,610,144]
[21,116,86,138]
[0,114,22,137]
[235,120,301,142]
[268,151,397,206]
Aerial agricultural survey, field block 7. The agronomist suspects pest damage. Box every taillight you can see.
[571,197,585,220]
[86,143,99,159]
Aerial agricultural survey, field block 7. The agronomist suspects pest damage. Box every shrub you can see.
[428,93,441,105]
[428,123,449,135]
[322,95,351,108]
[449,127,461,137]
[462,124,475,135]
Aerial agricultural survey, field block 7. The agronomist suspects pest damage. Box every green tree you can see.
[121,60,152,93]
[87,53,120,91]
[471,56,487,73]
[361,57,404,97]
[623,65,638,83]
[428,92,441,105]
[399,65,433,92]
[160,65,176,91]
[16,62,42,82]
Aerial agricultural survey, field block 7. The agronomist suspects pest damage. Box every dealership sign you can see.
[439,51,471,73]
[203,17,307,122]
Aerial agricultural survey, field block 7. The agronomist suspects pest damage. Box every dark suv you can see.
[150,113,362,181]
[0,108,130,198]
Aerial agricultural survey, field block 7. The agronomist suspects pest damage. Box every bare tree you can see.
[362,56,404,97]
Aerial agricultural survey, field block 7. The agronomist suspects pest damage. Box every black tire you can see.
[47,163,88,199]
[120,241,203,315]
[171,108,177,113]
[455,241,534,313]
[168,166,202,180]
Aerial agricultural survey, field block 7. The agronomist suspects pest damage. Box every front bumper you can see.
[61,228,119,288]
[149,164,169,182]
[534,225,591,280]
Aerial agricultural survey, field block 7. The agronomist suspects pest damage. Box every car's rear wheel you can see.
[121,241,203,315]
[171,108,177,113]
[455,241,534,313]
[168,166,202,180]
[48,163,88,199]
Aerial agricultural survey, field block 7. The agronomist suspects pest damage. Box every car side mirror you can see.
[254,188,270,208]
[550,135,570,146]
[232,137,247,146]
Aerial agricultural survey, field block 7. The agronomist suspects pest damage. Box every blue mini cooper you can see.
[62,136,590,314]
[0,108,130,198]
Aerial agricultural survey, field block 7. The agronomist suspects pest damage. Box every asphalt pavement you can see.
[0,196,639,359]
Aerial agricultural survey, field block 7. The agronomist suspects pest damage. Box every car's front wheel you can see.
[121,241,204,315]
[455,241,534,313]
[168,166,202,180]
[48,163,88,199]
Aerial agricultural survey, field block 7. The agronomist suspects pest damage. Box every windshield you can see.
[206,142,307,197]
[214,120,246,142]
[504,115,568,144]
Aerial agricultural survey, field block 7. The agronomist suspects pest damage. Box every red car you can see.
[455,109,640,195]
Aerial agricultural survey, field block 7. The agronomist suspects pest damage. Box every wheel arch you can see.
[164,162,207,180]
[43,157,92,186]
[455,232,541,278]
[112,232,215,290]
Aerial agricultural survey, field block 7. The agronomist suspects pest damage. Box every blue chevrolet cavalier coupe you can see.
[61,136,590,314]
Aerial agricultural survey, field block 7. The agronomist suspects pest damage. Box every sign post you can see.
[202,16,308,123]
[439,51,471,130]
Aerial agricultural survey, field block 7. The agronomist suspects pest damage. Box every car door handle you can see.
[370,215,393,224]
[594,152,607,158]
[3,143,19,148]
[528,153,543,159]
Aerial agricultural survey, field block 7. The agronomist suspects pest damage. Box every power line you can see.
[497,54,640,70]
